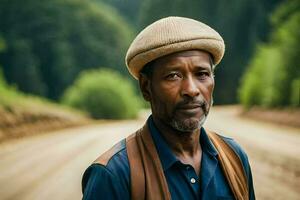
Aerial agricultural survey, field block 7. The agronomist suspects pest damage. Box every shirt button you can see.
[190,178,196,184]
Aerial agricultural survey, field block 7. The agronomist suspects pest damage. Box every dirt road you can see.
[0,106,299,200]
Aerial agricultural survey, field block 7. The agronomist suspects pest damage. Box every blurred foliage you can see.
[291,79,300,106]
[239,0,300,108]
[61,68,142,119]
[0,36,6,52]
[0,68,85,117]
[93,0,142,26]
[0,0,133,100]
[0,0,296,108]
[0,65,18,108]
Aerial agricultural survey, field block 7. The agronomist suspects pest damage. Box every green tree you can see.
[239,0,300,108]
[93,0,142,26]
[0,0,133,100]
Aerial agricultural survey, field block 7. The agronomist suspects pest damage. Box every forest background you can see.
[0,0,299,121]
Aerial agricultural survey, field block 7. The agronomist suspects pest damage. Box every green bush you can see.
[0,68,17,106]
[62,68,142,119]
[290,78,300,107]
[239,45,289,108]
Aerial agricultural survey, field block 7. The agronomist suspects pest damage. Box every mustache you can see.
[175,97,208,111]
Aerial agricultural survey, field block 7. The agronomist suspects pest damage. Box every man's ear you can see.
[138,74,151,102]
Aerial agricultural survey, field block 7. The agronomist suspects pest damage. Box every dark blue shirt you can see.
[82,117,255,200]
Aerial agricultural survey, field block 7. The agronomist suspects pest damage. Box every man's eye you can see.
[165,73,181,80]
[196,72,209,79]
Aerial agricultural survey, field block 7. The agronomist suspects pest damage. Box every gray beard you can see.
[170,114,207,133]
[169,98,213,133]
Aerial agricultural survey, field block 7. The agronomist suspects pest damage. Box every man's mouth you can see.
[178,104,202,110]
[176,103,205,116]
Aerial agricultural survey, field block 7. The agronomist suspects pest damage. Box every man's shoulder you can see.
[94,139,127,165]
[215,133,251,172]
[92,139,130,176]
[82,139,130,196]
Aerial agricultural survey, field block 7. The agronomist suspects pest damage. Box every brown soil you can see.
[240,106,300,128]
[0,106,91,143]
[1,104,298,143]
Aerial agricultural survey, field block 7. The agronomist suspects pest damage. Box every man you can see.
[82,16,255,200]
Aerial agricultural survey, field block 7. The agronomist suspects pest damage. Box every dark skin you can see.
[139,50,215,176]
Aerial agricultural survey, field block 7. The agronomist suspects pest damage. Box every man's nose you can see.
[181,76,200,98]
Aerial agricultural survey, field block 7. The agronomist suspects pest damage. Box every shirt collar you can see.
[200,127,218,157]
[147,115,218,171]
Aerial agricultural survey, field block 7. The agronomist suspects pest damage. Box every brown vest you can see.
[95,124,249,200]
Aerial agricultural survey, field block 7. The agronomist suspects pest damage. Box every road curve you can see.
[0,106,299,200]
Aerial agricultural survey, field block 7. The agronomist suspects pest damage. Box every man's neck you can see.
[152,116,202,170]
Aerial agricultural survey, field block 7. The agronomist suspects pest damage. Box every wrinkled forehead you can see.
[152,50,214,68]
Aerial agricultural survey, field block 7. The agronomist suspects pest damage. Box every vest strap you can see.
[207,131,249,200]
[126,125,171,200]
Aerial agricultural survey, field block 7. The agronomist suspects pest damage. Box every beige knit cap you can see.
[125,16,225,79]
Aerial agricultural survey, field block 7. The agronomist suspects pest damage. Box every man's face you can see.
[140,50,215,133]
